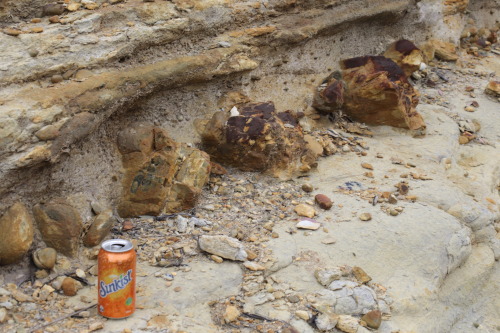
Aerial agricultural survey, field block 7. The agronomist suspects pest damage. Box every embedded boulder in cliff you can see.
[33,199,83,257]
[201,101,316,177]
[117,124,211,218]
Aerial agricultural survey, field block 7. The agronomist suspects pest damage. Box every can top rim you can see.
[101,239,133,252]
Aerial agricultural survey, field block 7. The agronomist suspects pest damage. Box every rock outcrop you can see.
[117,124,211,217]
[0,203,34,265]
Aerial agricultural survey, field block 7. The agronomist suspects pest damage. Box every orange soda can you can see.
[98,239,136,319]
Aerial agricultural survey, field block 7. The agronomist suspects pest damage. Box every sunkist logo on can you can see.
[99,269,133,298]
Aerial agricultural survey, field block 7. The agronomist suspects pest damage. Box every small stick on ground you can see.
[29,303,97,333]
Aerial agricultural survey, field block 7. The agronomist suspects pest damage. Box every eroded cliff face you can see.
[0,0,499,332]
[1,0,494,213]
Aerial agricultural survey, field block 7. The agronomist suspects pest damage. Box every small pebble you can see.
[210,255,223,263]
[62,277,78,296]
[75,269,86,279]
[295,310,309,321]
[28,48,39,57]
[301,184,313,192]
[361,162,373,170]
[390,209,399,216]
[51,75,63,84]
[315,194,333,210]
[49,16,60,24]
[321,237,336,244]
[464,106,475,112]
[174,286,181,292]
[359,213,372,221]
[89,321,104,332]
[3,28,22,36]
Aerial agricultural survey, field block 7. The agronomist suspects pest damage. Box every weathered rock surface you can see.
[341,56,425,130]
[0,202,34,265]
[32,198,83,257]
[83,209,115,247]
[430,39,459,61]
[117,124,211,217]
[198,235,247,261]
[201,101,315,177]
[383,39,424,76]
[314,55,426,130]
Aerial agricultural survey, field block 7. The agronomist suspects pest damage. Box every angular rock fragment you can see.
[336,315,360,333]
[0,203,34,265]
[430,39,459,61]
[33,198,83,257]
[383,39,424,76]
[352,266,371,284]
[315,308,339,331]
[117,124,211,217]
[201,101,316,177]
[340,56,425,130]
[315,267,343,286]
[198,235,247,261]
[83,210,115,247]
[295,204,316,218]
[314,56,425,130]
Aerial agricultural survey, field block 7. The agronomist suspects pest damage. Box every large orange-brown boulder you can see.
[33,199,83,257]
[0,203,34,265]
[117,124,211,217]
[201,102,316,177]
[314,56,425,130]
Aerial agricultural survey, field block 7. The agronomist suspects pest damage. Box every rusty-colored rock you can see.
[315,194,333,210]
[384,39,424,76]
[117,124,211,217]
[201,101,316,177]
[361,310,382,329]
[33,198,83,257]
[0,203,34,265]
[62,277,78,296]
[312,71,346,113]
[340,56,425,130]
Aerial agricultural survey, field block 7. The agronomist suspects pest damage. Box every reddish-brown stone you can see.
[315,194,333,210]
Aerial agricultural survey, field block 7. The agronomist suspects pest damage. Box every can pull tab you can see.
[111,244,125,250]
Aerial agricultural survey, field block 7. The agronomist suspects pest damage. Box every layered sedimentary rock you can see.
[117,124,211,217]
[201,101,316,177]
